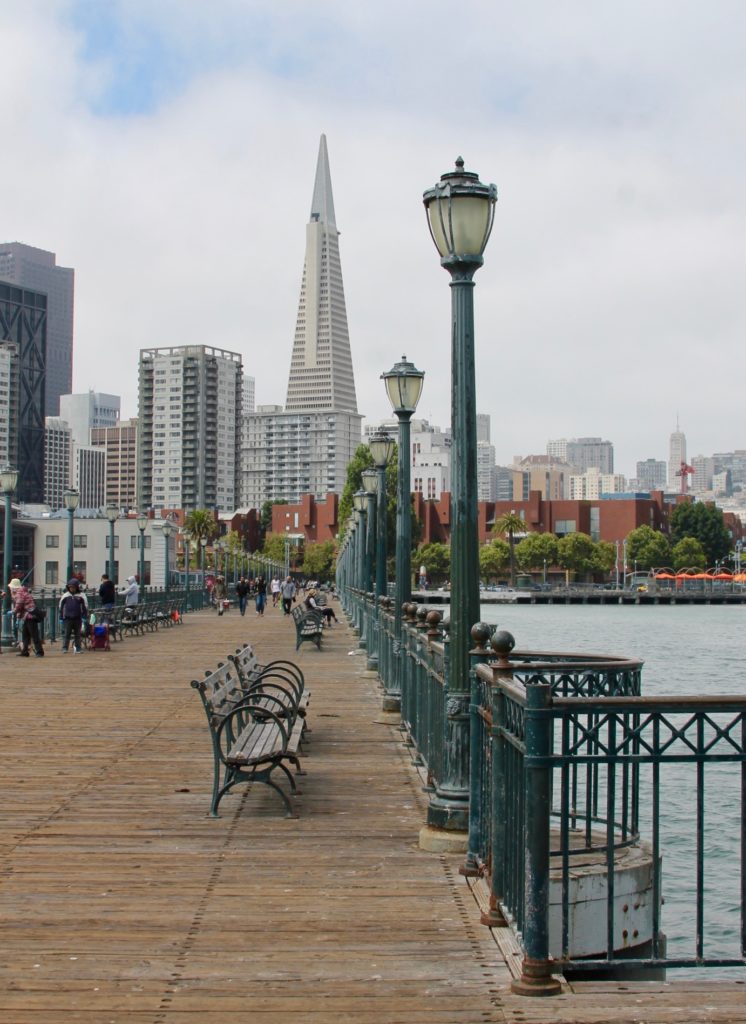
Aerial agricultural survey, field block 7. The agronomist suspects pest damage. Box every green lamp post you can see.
[105,503,119,583]
[161,518,174,598]
[381,355,424,712]
[368,431,394,599]
[1,464,18,648]
[361,469,378,595]
[200,536,208,594]
[423,157,496,830]
[63,488,80,582]
[183,529,191,610]
[136,511,148,597]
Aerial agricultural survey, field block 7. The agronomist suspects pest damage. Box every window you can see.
[73,535,87,547]
[105,536,120,549]
[45,561,59,585]
[72,561,87,581]
[130,535,151,549]
[46,535,59,548]
[555,519,576,536]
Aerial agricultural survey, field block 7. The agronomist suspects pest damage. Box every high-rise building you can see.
[0,243,74,417]
[138,345,242,513]
[44,417,73,510]
[0,344,11,468]
[569,469,628,500]
[636,458,667,492]
[241,136,362,508]
[668,424,687,490]
[477,441,497,501]
[73,445,106,508]
[547,437,614,474]
[691,455,715,495]
[0,281,47,502]
[59,391,120,446]
[476,413,491,444]
[90,417,138,510]
[285,135,357,415]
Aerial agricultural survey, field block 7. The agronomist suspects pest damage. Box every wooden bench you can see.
[291,605,324,651]
[192,661,306,818]
[229,643,311,721]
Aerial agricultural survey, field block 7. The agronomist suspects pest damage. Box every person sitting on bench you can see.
[304,588,338,626]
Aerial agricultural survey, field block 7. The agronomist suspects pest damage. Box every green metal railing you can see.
[340,585,746,989]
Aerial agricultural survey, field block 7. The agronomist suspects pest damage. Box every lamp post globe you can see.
[381,356,424,712]
[1,465,19,648]
[422,157,496,834]
[63,488,80,582]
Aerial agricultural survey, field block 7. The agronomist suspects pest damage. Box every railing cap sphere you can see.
[471,621,492,649]
[491,629,515,656]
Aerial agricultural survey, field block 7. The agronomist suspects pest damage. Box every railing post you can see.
[483,630,515,926]
[461,622,493,877]
[512,678,562,997]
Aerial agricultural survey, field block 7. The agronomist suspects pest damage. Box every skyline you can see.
[1,1,744,478]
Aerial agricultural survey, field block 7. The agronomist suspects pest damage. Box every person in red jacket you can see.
[8,578,44,657]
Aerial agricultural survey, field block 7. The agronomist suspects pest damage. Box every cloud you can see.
[1,0,744,479]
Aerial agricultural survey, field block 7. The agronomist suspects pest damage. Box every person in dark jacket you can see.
[235,576,250,616]
[254,575,266,616]
[59,578,88,653]
[99,574,116,612]
[9,578,45,656]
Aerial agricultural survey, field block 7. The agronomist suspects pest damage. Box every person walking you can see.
[270,577,281,607]
[255,575,267,616]
[235,576,250,616]
[280,576,296,615]
[8,578,45,656]
[59,578,88,654]
[213,575,228,615]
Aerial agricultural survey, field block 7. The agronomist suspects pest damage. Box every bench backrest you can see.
[191,661,244,724]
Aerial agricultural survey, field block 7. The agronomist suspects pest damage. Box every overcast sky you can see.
[2,0,744,478]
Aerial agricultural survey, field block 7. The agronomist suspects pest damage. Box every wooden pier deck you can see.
[1,604,744,1023]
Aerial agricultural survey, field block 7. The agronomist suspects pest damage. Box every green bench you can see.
[192,659,307,818]
[290,605,324,651]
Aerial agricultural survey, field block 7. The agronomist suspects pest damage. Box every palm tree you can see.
[493,510,525,587]
[184,509,217,545]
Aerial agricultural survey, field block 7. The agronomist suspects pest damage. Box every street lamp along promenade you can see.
[63,488,80,583]
[1,464,19,649]
[136,511,148,598]
[161,518,174,597]
[422,158,496,835]
[381,355,424,712]
[367,431,395,600]
[105,503,119,583]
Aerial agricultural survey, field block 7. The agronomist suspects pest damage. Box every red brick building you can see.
[266,491,743,548]
[271,493,339,544]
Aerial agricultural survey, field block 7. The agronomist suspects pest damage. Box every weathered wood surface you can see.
[0,605,744,1023]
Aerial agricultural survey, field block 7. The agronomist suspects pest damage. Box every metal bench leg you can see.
[263,776,299,819]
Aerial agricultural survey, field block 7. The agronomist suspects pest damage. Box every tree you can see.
[262,533,287,564]
[184,509,217,544]
[415,542,450,585]
[672,537,706,570]
[625,525,672,571]
[670,501,731,565]
[557,532,597,577]
[592,540,618,577]
[260,500,286,541]
[302,540,336,581]
[493,511,526,586]
[480,539,510,581]
[338,441,413,555]
[515,532,558,573]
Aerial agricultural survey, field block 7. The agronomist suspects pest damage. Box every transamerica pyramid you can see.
[285,135,358,413]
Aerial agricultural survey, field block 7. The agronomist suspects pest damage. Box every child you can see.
[59,578,88,653]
